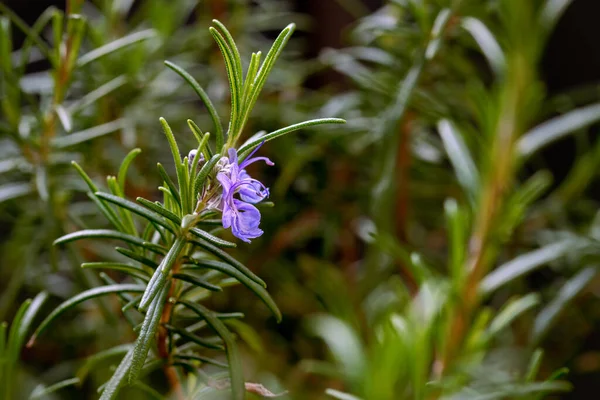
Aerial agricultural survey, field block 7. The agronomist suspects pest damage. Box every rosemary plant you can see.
[305,0,600,399]
[25,19,343,399]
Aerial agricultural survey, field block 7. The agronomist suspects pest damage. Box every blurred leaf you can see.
[525,349,544,382]
[462,17,505,75]
[518,103,600,157]
[52,119,127,148]
[480,239,578,294]
[486,293,540,338]
[532,267,597,343]
[28,285,144,345]
[307,314,366,391]
[77,29,157,67]
[77,344,132,382]
[438,119,479,201]
[540,0,574,32]
[29,378,81,399]
[326,389,363,400]
[0,183,32,203]
[68,75,128,115]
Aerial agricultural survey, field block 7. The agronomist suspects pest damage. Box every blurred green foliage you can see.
[1,0,600,399]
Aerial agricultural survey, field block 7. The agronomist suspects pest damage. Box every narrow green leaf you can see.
[117,148,142,194]
[212,20,243,90]
[164,61,224,150]
[136,197,181,225]
[238,24,296,144]
[237,118,346,159]
[3,300,29,399]
[129,283,170,383]
[96,192,175,233]
[77,29,156,67]
[106,176,138,237]
[186,119,203,144]
[52,119,127,148]
[116,247,159,269]
[122,296,141,313]
[54,229,161,252]
[172,272,222,292]
[181,157,192,215]
[139,236,185,311]
[185,258,280,322]
[77,344,132,382]
[28,285,144,346]
[99,347,134,400]
[188,237,265,287]
[165,324,224,350]
[193,154,220,199]
[209,27,241,140]
[82,262,150,281]
[160,117,188,213]
[241,52,261,106]
[188,131,211,191]
[86,192,128,234]
[189,227,235,248]
[178,300,245,400]
[71,161,98,191]
[5,293,46,399]
[174,354,227,368]
[157,162,182,210]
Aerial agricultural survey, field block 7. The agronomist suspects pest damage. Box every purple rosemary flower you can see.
[187,149,205,168]
[216,144,273,242]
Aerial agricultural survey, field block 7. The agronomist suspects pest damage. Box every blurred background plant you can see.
[2,0,600,399]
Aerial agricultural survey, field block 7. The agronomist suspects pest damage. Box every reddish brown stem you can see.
[157,263,185,400]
